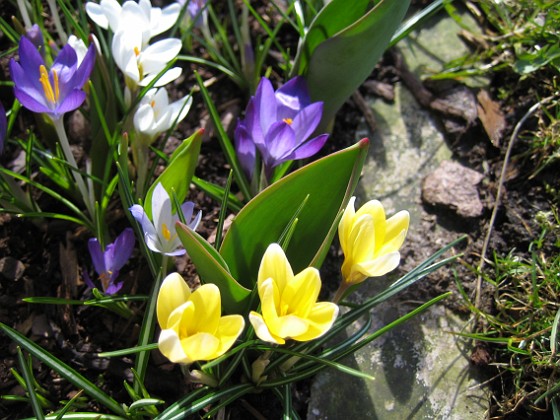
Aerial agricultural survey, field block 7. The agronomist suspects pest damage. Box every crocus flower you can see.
[177,0,208,27]
[133,87,192,143]
[86,0,180,46]
[24,24,44,54]
[111,27,182,89]
[130,182,201,256]
[249,243,339,345]
[234,76,329,179]
[0,102,6,153]
[338,197,410,287]
[157,272,245,364]
[9,36,96,120]
[84,228,135,294]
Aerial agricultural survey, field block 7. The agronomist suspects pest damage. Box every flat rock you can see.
[422,161,484,218]
[0,257,26,281]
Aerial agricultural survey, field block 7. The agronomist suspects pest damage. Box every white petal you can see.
[151,3,181,37]
[158,329,191,364]
[140,38,182,74]
[134,103,156,136]
[85,2,110,29]
[249,312,284,344]
[140,67,182,87]
[100,0,123,32]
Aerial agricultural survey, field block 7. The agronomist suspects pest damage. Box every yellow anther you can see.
[283,118,293,125]
[161,223,172,241]
[134,46,141,57]
[39,65,59,104]
[150,100,156,108]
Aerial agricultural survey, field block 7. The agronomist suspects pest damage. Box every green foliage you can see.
[292,0,411,128]
[457,215,560,414]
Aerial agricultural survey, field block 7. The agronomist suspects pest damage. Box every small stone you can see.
[0,257,26,281]
[422,160,484,218]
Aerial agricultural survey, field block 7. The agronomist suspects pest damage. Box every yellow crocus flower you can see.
[157,273,245,365]
[249,244,339,345]
[338,197,410,287]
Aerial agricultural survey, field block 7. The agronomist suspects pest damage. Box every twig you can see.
[474,96,555,312]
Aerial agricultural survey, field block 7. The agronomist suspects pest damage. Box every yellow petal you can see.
[338,196,357,253]
[349,215,375,264]
[357,200,387,254]
[181,332,220,362]
[157,273,191,329]
[215,315,245,356]
[249,311,284,344]
[379,228,408,255]
[282,267,321,318]
[292,302,339,342]
[384,210,409,245]
[259,277,282,333]
[275,314,309,339]
[158,328,190,364]
[188,284,221,335]
[355,251,401,277]
[258,243,293,293]
[168,301,194,332]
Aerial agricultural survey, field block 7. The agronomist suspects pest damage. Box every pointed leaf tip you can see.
[358,138,369,147]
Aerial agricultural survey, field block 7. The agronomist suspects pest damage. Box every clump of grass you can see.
[458,209,560,417]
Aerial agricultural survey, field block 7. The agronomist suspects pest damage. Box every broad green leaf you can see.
[0,323,126,416]
[176,223,252,314]
[144,129,202,219]
[296,0,411,128]
[219,139,369,288]
[292,0,370,75]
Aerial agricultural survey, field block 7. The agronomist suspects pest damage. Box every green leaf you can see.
[176,223,252,314]
[219,139,369,289]
[0,323,126,416]
[144,129,202,219]
[295,0,411,128]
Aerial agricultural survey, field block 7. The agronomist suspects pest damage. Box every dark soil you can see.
[1,2,559,419]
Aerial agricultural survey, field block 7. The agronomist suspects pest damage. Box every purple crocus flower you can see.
[9,36,96,120]
[84,228,135,294]
[24,24,45,54]
[177,0,208,27]
[234,76,329,180]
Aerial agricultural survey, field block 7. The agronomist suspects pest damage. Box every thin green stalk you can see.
[52,118,95,218]
[133,255,168,394]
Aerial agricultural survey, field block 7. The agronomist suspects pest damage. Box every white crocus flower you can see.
[112,27,182,89]
[130,183,201,256]
[86,0,180,46]
[133,88,193,143]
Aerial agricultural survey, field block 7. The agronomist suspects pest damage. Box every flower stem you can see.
[133,255,168,394]
[46,0,67,43]
[52,118,95,219]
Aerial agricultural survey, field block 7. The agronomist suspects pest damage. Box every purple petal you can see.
[179,201,195,222]
[288,133,329,161]
[290,102,323,145]
[110,228,135,271]
[17,37,45,90]
[104,279,124,295]
[88,237,106,274]
[82,269,96,290]
[52,44,78,77]
[12,84,51,115]
[275,76,311,120]
[262,121,295,167]
[130,204,158,244]
[254,78,277,137]
[56,90,86,115]
[71,44,96,89]
[234,122,256,179]
[25,24,44,54]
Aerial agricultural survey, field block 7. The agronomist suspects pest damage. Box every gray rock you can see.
[0,257,26,281]
[422,160,484,218]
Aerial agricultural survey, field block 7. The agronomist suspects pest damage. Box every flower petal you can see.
[275,76,311,120]
[110,228,135,270]
[215,315,245,355]
[181,332,221,362]
[258,244,293,294]
[354,251,402,278]
[292,302,338,342]
[188,284,221,335]
[87,237,106,274]
[158,328,191,364]
[157,272,191,329]
[249,311,284,345]
[290,101,323,145]
[288,133,328,161]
